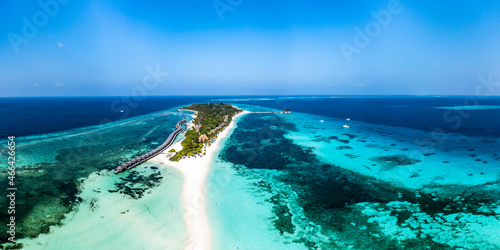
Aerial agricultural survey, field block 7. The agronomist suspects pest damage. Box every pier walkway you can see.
[114,118,187,174]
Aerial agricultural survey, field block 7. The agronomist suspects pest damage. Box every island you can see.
[170,103,242,161]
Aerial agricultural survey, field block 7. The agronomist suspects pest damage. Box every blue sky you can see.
[1,0,500,97]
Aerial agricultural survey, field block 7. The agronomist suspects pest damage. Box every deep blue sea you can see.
[0,96,210,138]
[2,96,500,138]
[221,96,500,137]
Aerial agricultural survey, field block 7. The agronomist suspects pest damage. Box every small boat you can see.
[120,110,124,113]
[343,125,349,128]
[320,120,324,123]
[346,118,350,121]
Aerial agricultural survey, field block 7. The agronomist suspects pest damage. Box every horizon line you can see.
[1,94,498,98]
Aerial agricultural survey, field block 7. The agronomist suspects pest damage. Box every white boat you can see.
[343,125,349,128]
[120,110,124,113]
[346,118,350,121]
[320,120,324,123]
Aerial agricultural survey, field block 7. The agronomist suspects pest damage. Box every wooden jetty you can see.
[114,118,187,174]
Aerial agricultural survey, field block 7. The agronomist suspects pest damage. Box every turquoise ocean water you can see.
[1,96,500,249]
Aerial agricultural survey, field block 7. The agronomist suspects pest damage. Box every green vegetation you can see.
[169,103,242,161]
[168,148,176,153]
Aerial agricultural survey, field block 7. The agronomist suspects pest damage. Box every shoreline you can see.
[158,109,249,250]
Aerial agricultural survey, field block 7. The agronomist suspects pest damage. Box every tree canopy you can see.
[169,103,242,161]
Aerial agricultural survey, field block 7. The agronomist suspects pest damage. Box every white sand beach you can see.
[159,110,249,250]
